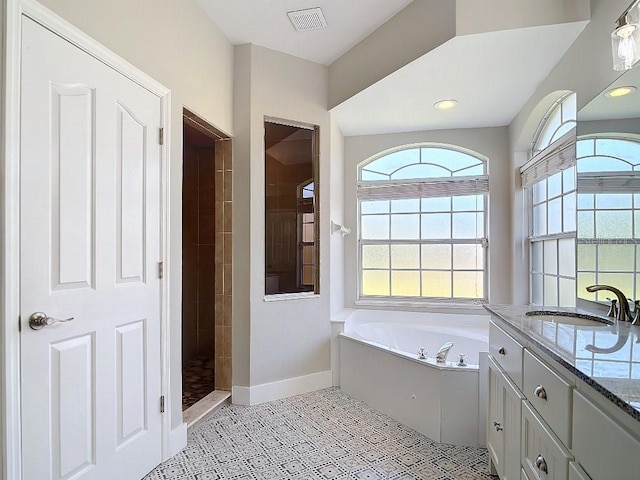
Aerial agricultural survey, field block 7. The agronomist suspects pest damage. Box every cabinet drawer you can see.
[522,401,572,480]
[568,462,590,480]
[572,391,640,480]
[490,321,524,389]
[523,349,572,448]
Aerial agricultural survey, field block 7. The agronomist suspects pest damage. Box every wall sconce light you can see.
[331,221,351,237]
[612,0,640,71]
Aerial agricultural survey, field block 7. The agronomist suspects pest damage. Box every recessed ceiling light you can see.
[434,99,458,110]
[605,85,637,98]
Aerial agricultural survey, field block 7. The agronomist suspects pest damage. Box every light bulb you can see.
[612,22,640,71]
[618,26,637,68]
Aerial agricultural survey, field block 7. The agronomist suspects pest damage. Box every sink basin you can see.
[525,310,612,326]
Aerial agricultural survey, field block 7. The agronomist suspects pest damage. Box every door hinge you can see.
[159,127,164,145]
[158,261,164,279]
[160,395,165,413]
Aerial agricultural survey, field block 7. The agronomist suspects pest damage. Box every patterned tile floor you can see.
[183,357,216,410]
[147,388,494,480]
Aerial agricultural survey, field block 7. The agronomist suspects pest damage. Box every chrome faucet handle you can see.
[607,298,619,318]
[633,300,640,325]
[457,353,466,366]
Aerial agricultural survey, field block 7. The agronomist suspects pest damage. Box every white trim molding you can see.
[1,0,178,476]
[232,371,332,406]
[168,423,188,458]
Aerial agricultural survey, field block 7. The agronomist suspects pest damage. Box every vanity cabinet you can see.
[572,391,640,480]
[523,350,572,447]
[568,462,590,480]
[521,400,572,480]
[488,316,640,480]
[490,321,524,388]
[488,356,523,480]
[488,323,524,480]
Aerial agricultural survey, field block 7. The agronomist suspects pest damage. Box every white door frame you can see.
[1,1,173,478]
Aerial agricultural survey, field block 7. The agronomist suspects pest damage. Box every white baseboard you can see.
[232,370,332,406]
[166,422,187,459]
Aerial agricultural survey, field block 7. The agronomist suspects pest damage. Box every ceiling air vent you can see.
[287,7,327,32]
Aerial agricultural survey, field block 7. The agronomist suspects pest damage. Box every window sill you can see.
[264,291,319,302]
[355,298,487,313]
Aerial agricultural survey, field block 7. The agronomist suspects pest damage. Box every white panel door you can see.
[20,16,163,480]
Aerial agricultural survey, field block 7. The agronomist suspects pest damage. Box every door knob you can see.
[28,312,74,330]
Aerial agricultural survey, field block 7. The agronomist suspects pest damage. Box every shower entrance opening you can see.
[181,109,232,414]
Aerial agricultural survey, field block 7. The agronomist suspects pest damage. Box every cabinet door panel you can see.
[490,322,524,388]
[488,359,505,477]
[488,357,524,480]
[568,462,591,480]
[522,401,571,480]
[523,350,572,447]
[572,391,640,480]
[503,373,523,480]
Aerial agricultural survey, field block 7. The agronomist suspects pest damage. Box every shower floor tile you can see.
[182,356,215,410]
[147,387,494,479]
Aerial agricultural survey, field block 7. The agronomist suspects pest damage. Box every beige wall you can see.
[328,0,455,109]
[0,2,5,475]
[456,0,590,36]
[329,118,345,317]
[233,45,331,389]
[343,127,511,308]
[38,0,235,430]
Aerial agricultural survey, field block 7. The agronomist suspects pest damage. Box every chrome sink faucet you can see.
[585,285,633,322]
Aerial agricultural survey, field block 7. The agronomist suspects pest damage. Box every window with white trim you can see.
[576,135,640,303]
[357,144,488,303]
[531,93,577,157]
[523,93,577,307]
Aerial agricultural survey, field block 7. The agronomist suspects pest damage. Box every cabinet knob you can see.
[535,455,548,474]
[534,385,548,400]
[498,346,506,355]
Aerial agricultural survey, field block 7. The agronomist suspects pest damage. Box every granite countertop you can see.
[484,304,640,422]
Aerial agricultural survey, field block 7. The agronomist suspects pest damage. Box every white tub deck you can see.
[338,309,490,447]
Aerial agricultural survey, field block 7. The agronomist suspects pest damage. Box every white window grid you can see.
[576,194,640,302]
[531,92,577,157]
[576,136,640,304]
[359,196,487,300]
[357,144,488,303]
[529,167,577,307]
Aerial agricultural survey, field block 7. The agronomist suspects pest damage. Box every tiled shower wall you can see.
[214,139,232,390]
[182,143,216,363]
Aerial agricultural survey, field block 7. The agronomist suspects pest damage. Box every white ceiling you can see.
[331,23,587,136]
[195,1,587,136]
[195,0,413,66]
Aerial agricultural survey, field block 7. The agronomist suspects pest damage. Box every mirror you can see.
[264,118,320,295]
[576,68,640,305]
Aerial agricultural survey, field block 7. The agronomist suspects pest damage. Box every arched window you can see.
[576,135,640,303]
[523,93,577,307]
[531,92,577,156]
[357,144,488,302]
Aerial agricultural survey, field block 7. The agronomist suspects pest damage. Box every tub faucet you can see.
[586,285,632,322]
[436,341,454,363]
